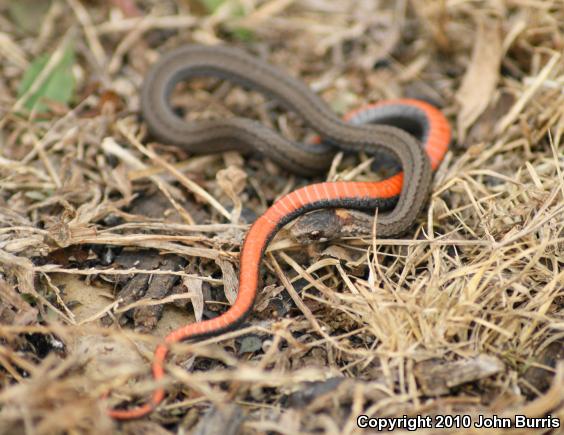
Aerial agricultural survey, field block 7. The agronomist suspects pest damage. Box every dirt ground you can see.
[0,0,563,434]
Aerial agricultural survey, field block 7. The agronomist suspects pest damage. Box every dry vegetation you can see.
[0,0,563,434]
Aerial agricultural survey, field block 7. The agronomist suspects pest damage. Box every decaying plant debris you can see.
[0,0,563,434]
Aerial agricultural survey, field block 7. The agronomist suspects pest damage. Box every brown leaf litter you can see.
[0,0,563,434]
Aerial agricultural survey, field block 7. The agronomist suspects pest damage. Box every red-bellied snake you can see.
[107,45,451,419]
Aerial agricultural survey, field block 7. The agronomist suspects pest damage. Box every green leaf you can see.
[18,44,76,114]
[196,0,254,40]
[230,26,254,42]
[20,293,38,305]
[198,0,226,13]
[8,0,52,35]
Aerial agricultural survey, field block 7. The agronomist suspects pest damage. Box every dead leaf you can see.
[466,92,515,145]
[216,258,239,305]
[455,16,502,142]
[183,275,204,322]
[217,166,247,223]
[415,354,504,395]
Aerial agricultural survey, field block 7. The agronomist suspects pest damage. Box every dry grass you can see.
[0,0,563,434]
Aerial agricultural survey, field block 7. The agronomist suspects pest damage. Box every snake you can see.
[107,45,451,419]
